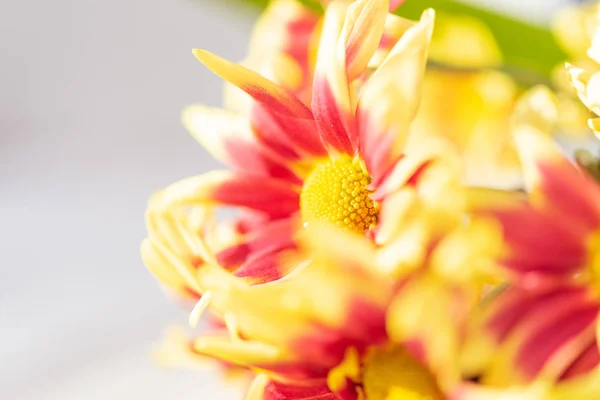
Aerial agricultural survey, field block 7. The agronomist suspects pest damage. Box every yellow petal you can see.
[386,276,465,389]
[588,28,600,64]
[551,369,600,400]
[589,117,600,138]
[141,237,203,295]
[193,336,283,367]
[193,49,312,119]
[181,105,254,166]
[368,14,416,69]
[328,347,361,392]
[511,85,558,136]
[244,374,271,400]
[342,0,389,81]
[457,382,550,400]
[567,64,600,116]
[357,9,434,162]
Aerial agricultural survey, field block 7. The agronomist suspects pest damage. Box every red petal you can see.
[264,381,340,400]
[516,300,598,379]
[312,77,354,154]
[224,133,302,185]
[194,49,325,157]
[489,204,587,275]
[251,103,326,159]
[234,244,296,284]
[211,175,299,218]
[537,160,600,233]
[487,285,587,342]
[216,217,297,272]
[560,341,600,380]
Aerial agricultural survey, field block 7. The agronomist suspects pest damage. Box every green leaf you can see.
[218,0,568,84]
[398,0,567,79]
[296,0,323,13]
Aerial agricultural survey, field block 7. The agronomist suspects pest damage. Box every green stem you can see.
[220,0,568,84]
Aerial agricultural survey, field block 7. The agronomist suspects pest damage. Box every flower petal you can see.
[386,275,468,389]
[141,209,214,299]
[243,0,320,104]
[193,49,325,156]
[343,0,389,81]
[182,105,302,184]
[357,9,434,184]
[312,1,354,154]
[482,285,599,384]
[312,0,388,154]
[263,380,338,400]
[513,122,600,234]
[216,216,298,273]
[368,14,416,68]
[150,171,299,219]
[233,249,289,284]
[486,203,588,275]
[454,383,549,400]
[194,49,311,120]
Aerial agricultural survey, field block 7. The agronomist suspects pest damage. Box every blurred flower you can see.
[407,13,525,190]
[411,69,523,189]
[553,2,599,62]
[428,12,502,69]
[553,2,600,137]
[568,53,600,137]
[465,86,600,398]
[181,204,502,400]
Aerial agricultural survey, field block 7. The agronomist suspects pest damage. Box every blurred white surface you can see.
[0,0,575,399]
[1,0,256,398]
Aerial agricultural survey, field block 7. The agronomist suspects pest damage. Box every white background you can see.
[0,0,574,399]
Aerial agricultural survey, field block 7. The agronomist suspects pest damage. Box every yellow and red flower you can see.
[180,206,500,400]
[143,0,447,296]
[464,87,600,398]
[562,3,600,137]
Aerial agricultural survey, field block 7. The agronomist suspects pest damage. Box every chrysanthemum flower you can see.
[177,200,503,400]
[143,72,504,398]
[464,87,600,398]
[143,0,447,294]
[230,0,527,190]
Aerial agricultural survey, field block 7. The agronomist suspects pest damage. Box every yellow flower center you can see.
[363,346,444,400]
[300,157,379,234]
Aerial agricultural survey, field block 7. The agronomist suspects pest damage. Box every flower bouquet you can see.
[141,1,600,398]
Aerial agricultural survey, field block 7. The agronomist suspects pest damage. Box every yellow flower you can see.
[557,2,600,137]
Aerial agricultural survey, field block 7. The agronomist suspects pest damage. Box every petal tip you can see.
[422,8,435,20]
[192,48,206,58]
[192,49,218,68]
